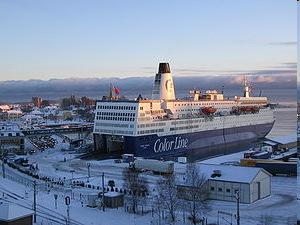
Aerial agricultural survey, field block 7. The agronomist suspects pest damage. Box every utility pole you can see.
[54,194,58,209]
[33,181,37,223]
[235,191,240,225]
[65,196,70,225]
[102,172,105,211]
[2,159,5,178]
[87,163,91,182]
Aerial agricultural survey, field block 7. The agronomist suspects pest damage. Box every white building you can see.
[177,164,272,204]
[0,202,33,225]
[0,123,25,155]
[7,109,22,119]
[0,105,10,112]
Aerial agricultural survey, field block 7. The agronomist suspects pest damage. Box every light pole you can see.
[102,172,105,212]
[235,191,240,225]
[2,158,5,178]
[87,163,91,182]
[65,196,71,225]
[33,181,37,223]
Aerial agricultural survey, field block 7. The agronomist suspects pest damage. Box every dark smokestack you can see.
[158,63,171,73]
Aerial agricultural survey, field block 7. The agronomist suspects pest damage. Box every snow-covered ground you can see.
[0,108,296,224]
[0,165,296,225]
[1,142,297,225]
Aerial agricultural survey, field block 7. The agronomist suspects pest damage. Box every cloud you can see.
[229,75,274,84]
[143,62,297,77]
[229,76,244,84]
[254,76,275,83]
[280,62,297,69]
[249,69,296,76]
[268,41,297,46]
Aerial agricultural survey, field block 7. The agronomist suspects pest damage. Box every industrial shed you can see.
[177,164,272,204]
[0,202,33,225]
[104,192,124,208]
[264,134,297,150]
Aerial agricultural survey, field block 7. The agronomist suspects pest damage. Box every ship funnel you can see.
[158,63,171,73]
[152,63,176,100]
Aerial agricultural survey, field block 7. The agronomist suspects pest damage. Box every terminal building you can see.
[0,123,25,156]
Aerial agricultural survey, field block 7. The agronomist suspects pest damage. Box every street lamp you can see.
[235,190,240,225]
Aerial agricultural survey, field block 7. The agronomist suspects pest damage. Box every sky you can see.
[0,0,297,81]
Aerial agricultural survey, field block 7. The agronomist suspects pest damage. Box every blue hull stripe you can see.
[124,122,274,159]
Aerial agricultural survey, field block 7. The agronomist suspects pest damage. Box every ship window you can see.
[226,189,230,193]
[211,187,215,191]
[218,188,222,192]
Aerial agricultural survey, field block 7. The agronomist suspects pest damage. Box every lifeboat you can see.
[239,106,259,113]
[201,107,217,115]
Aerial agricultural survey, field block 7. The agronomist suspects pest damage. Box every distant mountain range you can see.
[0,75,296,103]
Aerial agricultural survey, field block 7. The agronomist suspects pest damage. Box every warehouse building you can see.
[177,164,272,204]
[0,202,33,225]
[264,134,297,150]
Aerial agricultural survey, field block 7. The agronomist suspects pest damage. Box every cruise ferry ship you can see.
[93,63,275,159]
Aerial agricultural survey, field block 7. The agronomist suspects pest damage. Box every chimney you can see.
[152,63,176,100]
[158,63,171,74]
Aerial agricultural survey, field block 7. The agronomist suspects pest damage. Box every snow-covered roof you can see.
[22,114,43,120]
[0,123,21,133]
[30,110,44,115]
[0,105,10,111]
[104,192,123,197]
[266,134,297,145]
[7,110,22,114]
[0,202,33,221]
[263,141,278,146]
[178,163,270,185]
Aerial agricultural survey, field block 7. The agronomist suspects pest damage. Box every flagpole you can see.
[109,82,113,99]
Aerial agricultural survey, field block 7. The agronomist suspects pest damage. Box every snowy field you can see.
[1,142,297,225]
[0,164,296,225]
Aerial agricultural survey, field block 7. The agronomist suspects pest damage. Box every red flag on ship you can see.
[113,86,120,95]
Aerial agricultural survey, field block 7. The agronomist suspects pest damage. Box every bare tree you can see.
[156,173,179,223]
[182,163,210,225]
[123,168,148,214]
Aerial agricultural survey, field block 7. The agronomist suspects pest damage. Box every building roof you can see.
[7,110,22,115]
[266,134,297,145]
[178,163,271,185]
[104,192,123,197]
[0,105,10,111]
[263,141,278,146]
[0,202,33,221]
